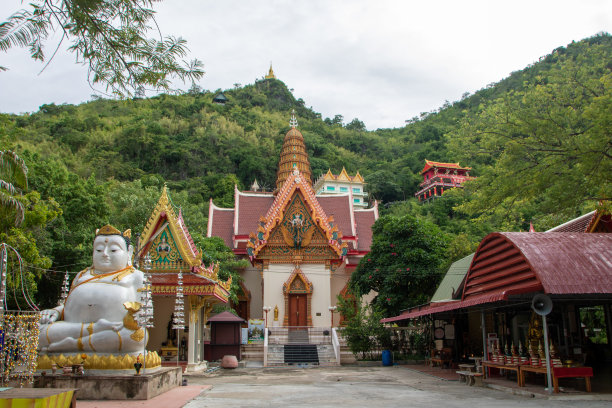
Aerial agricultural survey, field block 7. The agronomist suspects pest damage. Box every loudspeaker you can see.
[531,294,553,316]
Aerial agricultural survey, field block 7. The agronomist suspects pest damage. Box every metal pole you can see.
[481,310,487,377]
[542,315,553,394]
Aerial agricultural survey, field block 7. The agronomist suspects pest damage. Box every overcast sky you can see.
[1,1,610,129]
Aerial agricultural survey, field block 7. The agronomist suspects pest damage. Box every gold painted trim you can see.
[138,186,201,267]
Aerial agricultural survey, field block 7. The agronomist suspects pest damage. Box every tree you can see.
[450,39,612,223]
[0,150,28,225]
[350,215,449,316]
[0,1,204,96]
[199,236,249,303]
[337,298,390,360]
[345,118,366,131]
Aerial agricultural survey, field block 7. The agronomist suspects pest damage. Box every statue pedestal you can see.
[34,367,181,400]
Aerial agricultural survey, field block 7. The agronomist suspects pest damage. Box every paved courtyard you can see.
[183,366,612,408]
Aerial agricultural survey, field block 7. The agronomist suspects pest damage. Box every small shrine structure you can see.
[136,187,231,370]
[414,160,474,202]
[313,168,368,208]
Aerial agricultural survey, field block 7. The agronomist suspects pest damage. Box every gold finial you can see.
[265,63,276,79]
[290,109,298,128]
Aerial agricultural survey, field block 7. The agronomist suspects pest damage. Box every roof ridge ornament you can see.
[290,109,298,128]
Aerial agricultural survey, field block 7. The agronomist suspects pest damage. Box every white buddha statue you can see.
[39,225,147,355]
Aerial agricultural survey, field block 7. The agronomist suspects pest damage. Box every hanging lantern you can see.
[59,271,70,306]
[138,254,155,329]
[172,272,185,330]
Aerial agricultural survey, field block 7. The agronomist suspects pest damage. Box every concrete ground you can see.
[182,365,612,408]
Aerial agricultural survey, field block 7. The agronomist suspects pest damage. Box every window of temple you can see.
[340,187,348,192]
[327,186,335,191]
[352,188,360,193]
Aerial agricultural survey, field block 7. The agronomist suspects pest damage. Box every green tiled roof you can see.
[430,253,474,303]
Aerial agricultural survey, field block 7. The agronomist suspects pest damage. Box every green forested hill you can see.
[1,33,610,307]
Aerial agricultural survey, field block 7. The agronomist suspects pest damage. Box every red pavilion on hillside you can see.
[415,159,474,202]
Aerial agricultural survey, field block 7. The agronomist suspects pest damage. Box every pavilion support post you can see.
[481,310,487,378]
[542,314,553,394]
[188,315,196,366]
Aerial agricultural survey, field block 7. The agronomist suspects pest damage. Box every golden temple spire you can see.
[265,63,276,79]
[275,111,311,193]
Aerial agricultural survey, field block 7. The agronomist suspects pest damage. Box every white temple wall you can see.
[263,263,332,327]
[243,264,263,319]
[330,263,350,308]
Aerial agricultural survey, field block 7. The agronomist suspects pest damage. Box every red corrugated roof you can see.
[500,232,612,294]
[236,193,275,235]
[382,232,612,322]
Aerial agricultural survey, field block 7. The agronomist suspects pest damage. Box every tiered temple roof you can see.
[139,186,231,301]
[207,113,378,265]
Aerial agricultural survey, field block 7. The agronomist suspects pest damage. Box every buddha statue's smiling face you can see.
[93,235,131,272]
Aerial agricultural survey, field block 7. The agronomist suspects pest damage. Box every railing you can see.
[267,326,334,345]
[331,327,341,364]
[263,325,269,367]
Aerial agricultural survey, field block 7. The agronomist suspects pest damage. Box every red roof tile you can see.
[354,209,377,250]
[236,193,275,236]
[546,211,595,233]
[209,206,234,247]
[318,195,353,237]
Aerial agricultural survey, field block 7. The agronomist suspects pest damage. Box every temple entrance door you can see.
[289,294,307,327]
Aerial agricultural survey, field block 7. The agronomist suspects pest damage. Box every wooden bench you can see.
[456,370,484,386]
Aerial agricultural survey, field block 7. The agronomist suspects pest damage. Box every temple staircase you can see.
[262,327,341,367]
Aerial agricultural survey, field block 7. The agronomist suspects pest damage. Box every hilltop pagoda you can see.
[415,160,474,202]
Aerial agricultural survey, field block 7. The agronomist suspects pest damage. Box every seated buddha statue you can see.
[38,225,147,355]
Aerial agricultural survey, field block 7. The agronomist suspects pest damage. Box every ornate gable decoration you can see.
[337,167,351,182]
[247,169,348,261]
[282,266,313,295]
[139,186,201,270]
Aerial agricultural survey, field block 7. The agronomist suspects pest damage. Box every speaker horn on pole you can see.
[531,293,554,394]
[531,294,552,316]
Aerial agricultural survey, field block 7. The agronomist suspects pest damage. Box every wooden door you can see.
[289,294,307,327]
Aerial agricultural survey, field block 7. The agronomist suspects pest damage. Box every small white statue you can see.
[39,225,146,355]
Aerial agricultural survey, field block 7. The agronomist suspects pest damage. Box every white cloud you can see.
[1,0,610,129]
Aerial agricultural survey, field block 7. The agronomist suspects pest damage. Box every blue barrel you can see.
[382,350,393,366]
